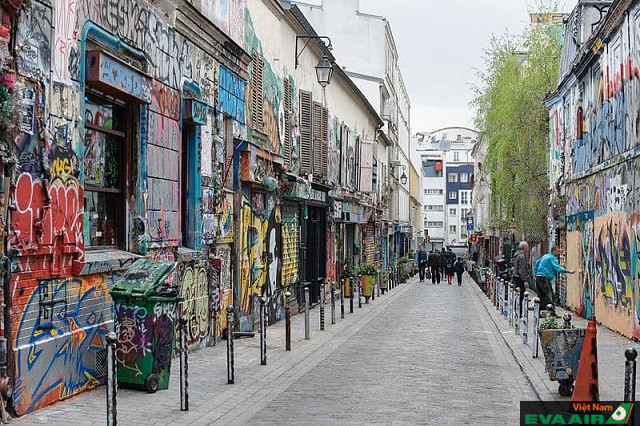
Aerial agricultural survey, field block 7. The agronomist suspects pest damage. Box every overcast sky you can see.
[359,0,569,133]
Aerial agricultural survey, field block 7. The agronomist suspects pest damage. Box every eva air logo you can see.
[606,403,633,424]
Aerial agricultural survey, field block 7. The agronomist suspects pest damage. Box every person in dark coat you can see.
[444,248,456,285]
[417,245,428,282]
[427,250,441,284]
[454,257,466,286]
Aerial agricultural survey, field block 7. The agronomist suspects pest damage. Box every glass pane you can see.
[85,191,119,247]
[85,98,125,132]
[84,130,121,188]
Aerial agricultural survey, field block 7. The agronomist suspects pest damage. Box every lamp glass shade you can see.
[315,56,333,87]
[400,172,408,185]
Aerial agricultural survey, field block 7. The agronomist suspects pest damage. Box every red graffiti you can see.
[605,56,640,99]
[12,173,84,275]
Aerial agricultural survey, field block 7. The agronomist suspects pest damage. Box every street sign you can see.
[466,216,474,231]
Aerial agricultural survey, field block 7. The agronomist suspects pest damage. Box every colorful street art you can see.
[13,274,115,415]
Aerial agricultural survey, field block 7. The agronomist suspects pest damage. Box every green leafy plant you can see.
[398,257,411,264]
[539,317,560,330]
[357,262,379,277]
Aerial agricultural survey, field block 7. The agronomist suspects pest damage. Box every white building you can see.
[293,0,413,255]
[414,128,478,252]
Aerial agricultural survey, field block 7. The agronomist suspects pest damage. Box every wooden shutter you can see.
[299,90,312,174]
[360,140,374,192]
[320,106,328,178]
[312,101,323,176]
[251,51,264,130]
[283,79,292,165]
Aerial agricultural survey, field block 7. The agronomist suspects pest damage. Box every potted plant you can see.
[357,263,378,301]
[397,257,412,282]
[538,316,585,396]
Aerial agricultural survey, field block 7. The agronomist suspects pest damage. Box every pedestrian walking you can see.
[444,248,455,285]
[512,241,529,318]
[533,245,576,316]
[428,250,441,284]
[418,245,428,282]
[454,257,466,286]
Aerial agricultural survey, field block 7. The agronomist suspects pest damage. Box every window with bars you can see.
[251,51,264,130]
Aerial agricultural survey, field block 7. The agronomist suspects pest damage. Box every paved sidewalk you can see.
[469,279,639,401]
[12,274,534,425]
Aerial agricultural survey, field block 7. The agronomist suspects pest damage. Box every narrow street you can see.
[16,276,532,425]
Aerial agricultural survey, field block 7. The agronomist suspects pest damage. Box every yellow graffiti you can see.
[282,213,299,285]
[240,202,268,314]
[50,157,73,179]
[180,264,209,346]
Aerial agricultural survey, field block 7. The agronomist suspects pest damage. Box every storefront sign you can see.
[184,99,209,125]
[85,50,151,103]
[309,188,326,203]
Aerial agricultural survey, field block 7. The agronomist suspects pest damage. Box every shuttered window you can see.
[251,51,263,130]
[312,101,328,178]
[283,79,292,165]
[299,90,312,173]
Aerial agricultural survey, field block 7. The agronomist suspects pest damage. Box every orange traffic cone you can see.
[572,316,599,401]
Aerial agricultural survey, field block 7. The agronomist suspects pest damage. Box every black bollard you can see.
[340,280,345,319]
[106,332,118,426]
[285,291,292,351]
[624,348,638,402]
[259,297,267,365]
[514,288,520,336]
[349,278,354,314]
[358,276,362,308]
[226,305,235,384]
[331,282,336,325]
[304,287,310,340]
[523,292,529,345]
[179,317,189,411]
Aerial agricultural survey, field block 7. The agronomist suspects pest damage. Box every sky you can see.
[358,0,565,133]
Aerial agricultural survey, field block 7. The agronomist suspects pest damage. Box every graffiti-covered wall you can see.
[550,2,640,338]
[3,0,248,415]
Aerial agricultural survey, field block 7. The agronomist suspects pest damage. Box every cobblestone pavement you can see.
[14,275,534,425]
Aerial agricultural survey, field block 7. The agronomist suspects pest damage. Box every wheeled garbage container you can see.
[110,259,180,393]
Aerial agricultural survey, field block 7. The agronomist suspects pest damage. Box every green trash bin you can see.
[110,259,180,393]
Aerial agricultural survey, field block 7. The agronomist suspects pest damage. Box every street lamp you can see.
[315,56,333,87]
[400,170,408,186]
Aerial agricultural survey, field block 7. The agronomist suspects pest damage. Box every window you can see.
[84,97,128,248]
[422,159,443,177]
[251,51,264,129]
[448,173,458,183]
[461,191,470,205]
[460,173,469,183]
[425,188,443,195]
[453,151,460,162]
[449,208,456,216]
[449,191,457,200]
[426,221,444,228]
[449,225,457,233]
[299,90,312,173]
[424,205,443,211]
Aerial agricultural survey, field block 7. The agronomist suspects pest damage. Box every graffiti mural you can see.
[13,274,114,414]
[177,260,210,349]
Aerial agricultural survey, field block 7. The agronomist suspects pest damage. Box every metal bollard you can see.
[285,291,292,351]
[179,317,189,411]
[259,297,267,364]
[358,277,362,308]
[507,284,514,323]
[340,281,345,319]
[514,288,520,335]
[106,332,118,426]
[320,283,325,331]
[532,298,540,358]
[227,305,235,384]
[331,282,336,324]
[304,287,310,340]
[624,347,638,402]
[498,280,503,314]
[523,292,529,345]
[349,278,354,314]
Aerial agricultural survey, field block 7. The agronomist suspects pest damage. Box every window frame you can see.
[460,173,469,183]
[448,173,458,183]
[449,191,457,200]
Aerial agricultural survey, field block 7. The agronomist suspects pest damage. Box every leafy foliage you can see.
[472,23,562,242]
[539,317,560,330]
[357,262,379,277]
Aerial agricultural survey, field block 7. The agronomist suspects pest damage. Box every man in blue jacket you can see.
[534,246,576,314]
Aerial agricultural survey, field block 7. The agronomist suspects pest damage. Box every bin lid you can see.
[111,259,177,298]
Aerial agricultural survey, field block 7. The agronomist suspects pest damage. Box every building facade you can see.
[415,128,477,252]
[293,0,413,259]
[0,0,388,416]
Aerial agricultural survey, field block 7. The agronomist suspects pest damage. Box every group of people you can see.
[511,241,577,317]
[417,247,466,285]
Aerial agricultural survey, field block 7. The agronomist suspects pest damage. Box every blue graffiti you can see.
[218,65,246,124]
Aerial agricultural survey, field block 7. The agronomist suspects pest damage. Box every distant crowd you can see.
[416,246,466,286]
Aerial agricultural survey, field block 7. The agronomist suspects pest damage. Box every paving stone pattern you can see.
[14,276,534,425]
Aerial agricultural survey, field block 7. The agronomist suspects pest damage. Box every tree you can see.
[472,22,561,242]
